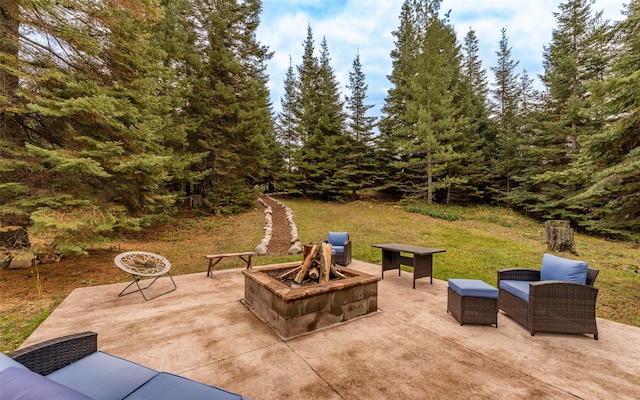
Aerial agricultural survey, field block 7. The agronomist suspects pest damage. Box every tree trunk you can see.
[544,220,575,253]
[0,3,21,138]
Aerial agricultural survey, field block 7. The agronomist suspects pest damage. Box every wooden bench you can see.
[204,251,254,277]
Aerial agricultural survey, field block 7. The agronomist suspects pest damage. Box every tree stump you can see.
[544,220,575,253]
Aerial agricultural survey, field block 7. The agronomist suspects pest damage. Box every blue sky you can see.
[256,0,627,119]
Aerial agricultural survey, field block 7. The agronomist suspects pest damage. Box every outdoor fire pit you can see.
[243,257,380,339]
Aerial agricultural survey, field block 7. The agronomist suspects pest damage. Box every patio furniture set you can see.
[114,237,599,340]
[446,253,599,340]
[1,237,600,399]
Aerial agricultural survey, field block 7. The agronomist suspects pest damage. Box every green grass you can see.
[1,302,54,352]
[2,197,638,353]
[274,196,640,327]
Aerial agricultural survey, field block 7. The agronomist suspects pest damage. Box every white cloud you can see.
[257,0,627,117]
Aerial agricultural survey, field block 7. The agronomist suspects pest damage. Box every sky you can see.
[256,0,628,119]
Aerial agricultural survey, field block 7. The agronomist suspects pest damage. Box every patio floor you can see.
[20,260,640,399]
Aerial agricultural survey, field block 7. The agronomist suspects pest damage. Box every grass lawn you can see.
[281,197,639,327]
[1,196,638,353]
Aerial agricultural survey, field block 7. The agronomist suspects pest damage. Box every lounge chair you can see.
[498,253,599,339]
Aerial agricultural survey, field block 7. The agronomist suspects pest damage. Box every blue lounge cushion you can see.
[327,232,349,246]
[540,253,588,284]
[0,366,93,400]
[0,352,27,372]
[448,279,498,298]
[499,280,532,302]
[47,351,158,400]
[124,372,242,400]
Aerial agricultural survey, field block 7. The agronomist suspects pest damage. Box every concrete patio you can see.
[19,260,640,399]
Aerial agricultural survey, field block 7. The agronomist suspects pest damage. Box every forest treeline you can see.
[1,0,639,254]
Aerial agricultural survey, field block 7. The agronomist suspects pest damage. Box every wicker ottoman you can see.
[447,279,499,327]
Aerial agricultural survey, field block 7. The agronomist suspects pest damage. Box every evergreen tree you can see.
[276,57,300,175]
[292,29,348,197]
[455,28,491,204]
[383,0,471,204]
[0,2,20,140]
[566,0,640,237]
[295,25,321,144]
[509,69,546,209]
[489,28,521,207]
[0,1,191,253]
[343,51,378,195]
[531,0,607,220]
[186,0,276,212]
[462,29,490,105]
[377,0,420,195]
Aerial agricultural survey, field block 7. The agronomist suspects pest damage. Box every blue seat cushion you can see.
[540,253,588,284]
[0,366,93,400]
[327,232,349,246]
[124,372,242,400]
[332,245,344,254]
[448,279,498,298]
[47,351,158,400]
[499,280,532,302]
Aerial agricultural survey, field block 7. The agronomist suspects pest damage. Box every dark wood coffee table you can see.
[372,243,446,288]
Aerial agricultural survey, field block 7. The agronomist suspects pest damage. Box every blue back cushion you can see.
[328,232,349,247]
[540,253,588,284]
[0,367,93,400]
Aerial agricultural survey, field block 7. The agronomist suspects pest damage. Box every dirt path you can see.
[259,196,291,255]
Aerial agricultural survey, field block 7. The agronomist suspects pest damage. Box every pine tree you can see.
[292,29,348,197]
[185,0,277,212]
[295,25,321,145]
[456,28,491,204]
[565,0,640,237]
[343,51,378,195]
[383,0,470,204]
[276,57,300,174]
[489,28,521,207]
[377,0,420,195]
[0,1,190,253]
[531,0,607,220]
[0,2,19,139]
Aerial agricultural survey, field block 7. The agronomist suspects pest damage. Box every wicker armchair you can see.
[498,254,599,340]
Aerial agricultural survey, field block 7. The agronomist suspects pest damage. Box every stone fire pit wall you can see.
[243,264,380,339]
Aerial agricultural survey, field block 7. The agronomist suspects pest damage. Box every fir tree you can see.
[343,51,378,196]
[377,0,420,195]
[532,0,607,220]
[0,1,188,253]
[292,29,348,198]
[489,28,521,207]
[276,57,300,174]
[186,0,276,212]
[566,0,640,237]
[383,0,469,204]
[454,28,491,204]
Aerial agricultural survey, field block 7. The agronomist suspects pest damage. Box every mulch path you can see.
[259,195,292,255]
